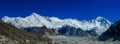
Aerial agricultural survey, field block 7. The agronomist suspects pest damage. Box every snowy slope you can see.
[2,12,112,35]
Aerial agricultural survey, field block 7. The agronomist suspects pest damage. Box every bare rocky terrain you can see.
[0,20,53,44]
[49,35,120,44]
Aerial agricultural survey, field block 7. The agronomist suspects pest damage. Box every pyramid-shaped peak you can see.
[30,12,41,17]
[95,16,111,24]
[96,16,105,19]
[96,16,107,21]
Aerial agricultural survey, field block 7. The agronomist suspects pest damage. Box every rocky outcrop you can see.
[99,20,120,41]
[24,26,58,35]
[58,25,97,36]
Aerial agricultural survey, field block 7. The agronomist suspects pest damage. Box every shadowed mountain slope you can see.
[0,20,52,44]
[99,20,120,41]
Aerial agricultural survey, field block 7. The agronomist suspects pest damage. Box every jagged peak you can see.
[30,12,42,17]
[96,16,106,20]
[95,16,111,23]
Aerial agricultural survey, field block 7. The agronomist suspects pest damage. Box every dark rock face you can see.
[99,20,120,41]
[24,25,97,36]
[24,26,57,35]
[58,25,84,36]
[58,25,97,36]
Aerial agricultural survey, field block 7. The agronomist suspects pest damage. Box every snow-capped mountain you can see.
[2,12,112,35]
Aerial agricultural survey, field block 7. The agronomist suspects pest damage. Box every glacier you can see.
[2,12,112,35]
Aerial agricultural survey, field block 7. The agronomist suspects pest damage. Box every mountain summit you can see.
[2,12,112,35]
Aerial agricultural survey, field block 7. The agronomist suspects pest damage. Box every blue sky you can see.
[0,0,120,22]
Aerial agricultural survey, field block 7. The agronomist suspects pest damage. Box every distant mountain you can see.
[2,12,112,35]
[99,20,120,41]
[0,20,52,44]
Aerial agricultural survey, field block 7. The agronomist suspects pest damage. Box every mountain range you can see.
[2,12,112,35]
[1,12,120,44]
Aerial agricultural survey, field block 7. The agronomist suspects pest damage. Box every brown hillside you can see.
[0,20,51,42]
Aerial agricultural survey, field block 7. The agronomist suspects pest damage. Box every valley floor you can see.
[48,35,120,44]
